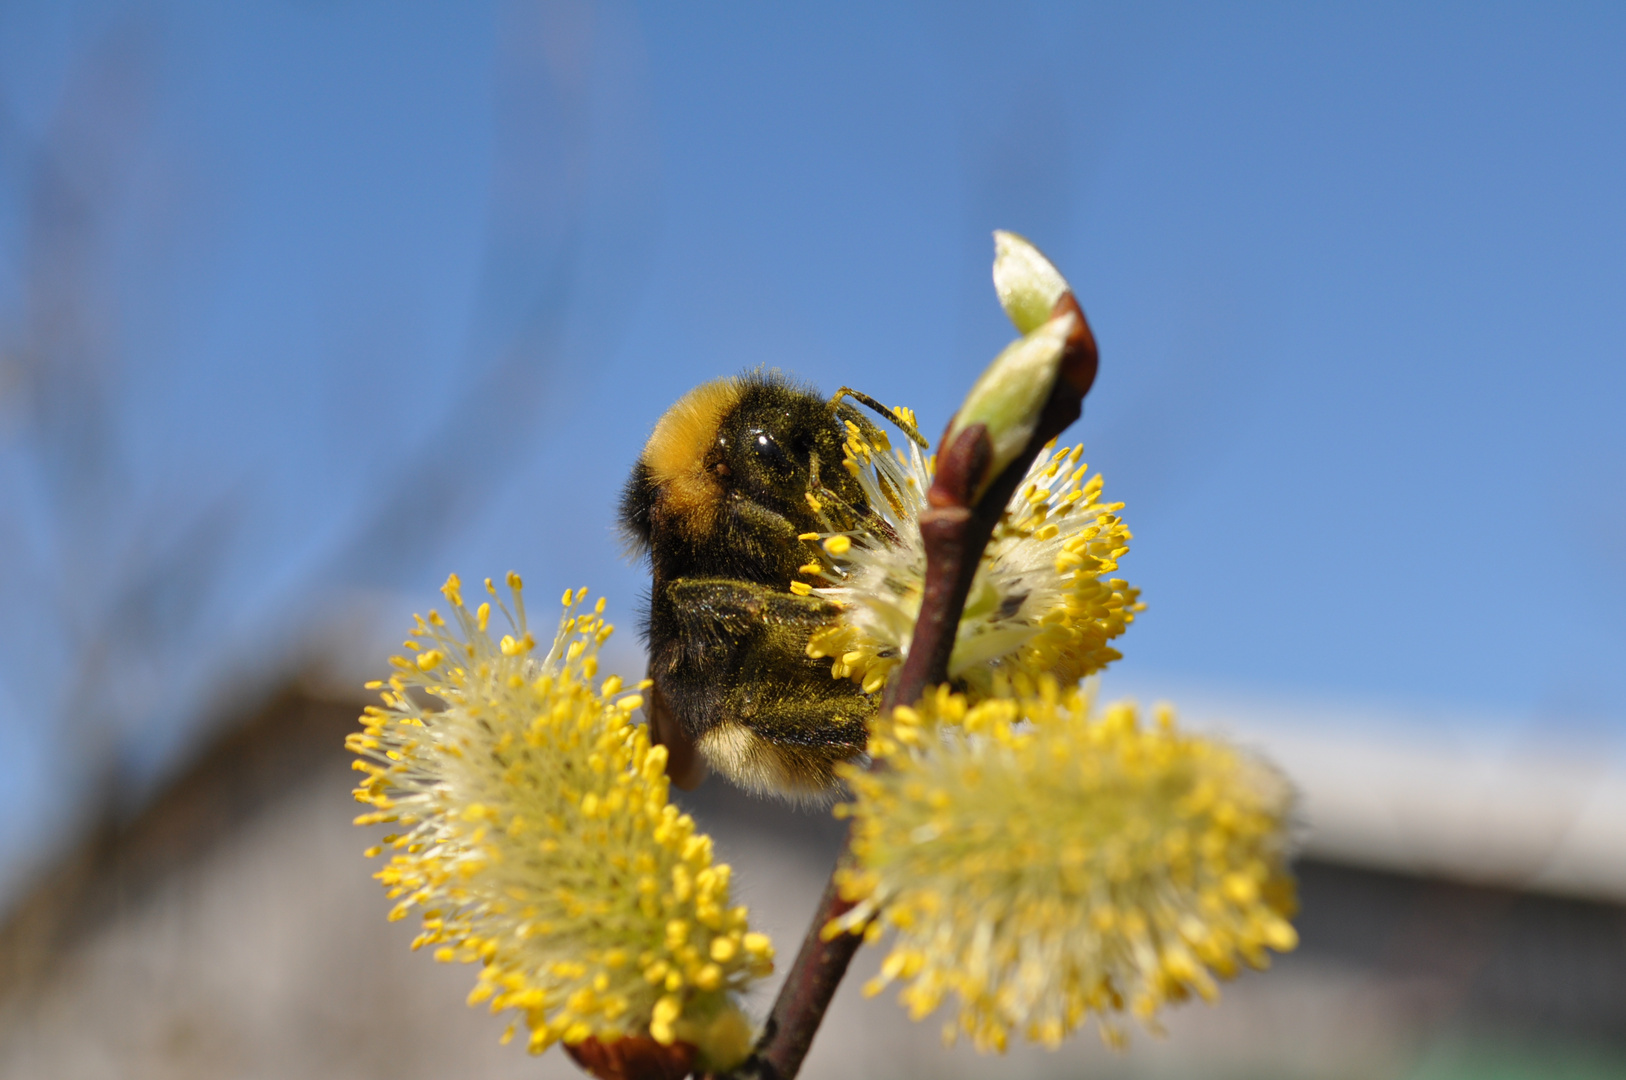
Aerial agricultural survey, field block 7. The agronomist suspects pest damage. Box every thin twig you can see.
[718,293,1098,1080]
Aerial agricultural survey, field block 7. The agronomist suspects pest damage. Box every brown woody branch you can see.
[714,292,1098,1080]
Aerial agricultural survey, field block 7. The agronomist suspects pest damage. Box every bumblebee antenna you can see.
[829,387,929,449]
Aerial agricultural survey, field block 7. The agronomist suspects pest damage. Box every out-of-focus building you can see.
[0,683,1623,1080]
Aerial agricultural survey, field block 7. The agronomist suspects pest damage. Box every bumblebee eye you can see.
[747,428,793,473]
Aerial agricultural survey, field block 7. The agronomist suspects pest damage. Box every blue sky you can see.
[3,2,1624,886]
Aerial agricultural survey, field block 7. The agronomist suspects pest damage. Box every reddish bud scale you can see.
[566,1036,697,1080]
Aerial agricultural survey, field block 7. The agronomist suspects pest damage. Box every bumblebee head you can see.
[620,371,860,558]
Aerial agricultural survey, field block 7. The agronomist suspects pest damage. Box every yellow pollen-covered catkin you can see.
[831,686,1297,1052]
[801,430,1143,703]
[350,578,772,1070]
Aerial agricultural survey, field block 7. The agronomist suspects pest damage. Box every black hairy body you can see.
[620,372,880,798]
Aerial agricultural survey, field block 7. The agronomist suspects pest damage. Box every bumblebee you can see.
[620,371,911,800]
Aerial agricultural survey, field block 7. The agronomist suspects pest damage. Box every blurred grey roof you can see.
[1158,688,1626,903]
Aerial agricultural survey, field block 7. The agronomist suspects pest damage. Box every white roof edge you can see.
[1108,683,1626,904]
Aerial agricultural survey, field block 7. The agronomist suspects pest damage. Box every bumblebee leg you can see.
[656,578,843,678]
[645,676,708,791]
[653,577,876,799]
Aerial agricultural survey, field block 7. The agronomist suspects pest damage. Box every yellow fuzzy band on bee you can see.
[641,377,746,541]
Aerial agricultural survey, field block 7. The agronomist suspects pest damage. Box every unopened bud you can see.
[942,311,1077,503]
[992,230,1071,334]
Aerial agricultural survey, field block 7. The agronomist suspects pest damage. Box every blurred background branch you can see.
[0,0,658,907]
